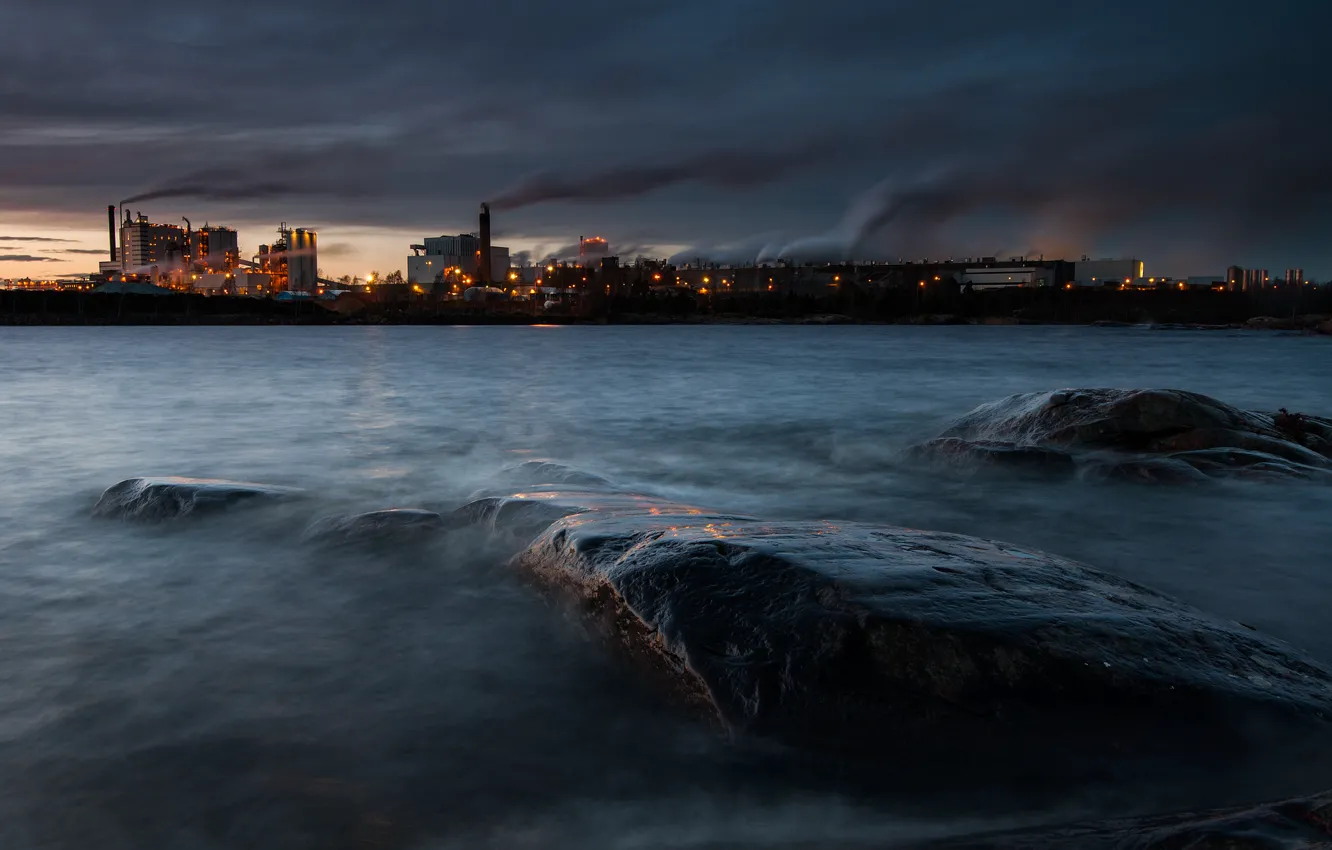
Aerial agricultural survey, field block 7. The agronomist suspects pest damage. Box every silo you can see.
[288,228,318,292]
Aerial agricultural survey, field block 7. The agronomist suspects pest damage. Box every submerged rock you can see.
[1077,456,1213,485]
[934,787,1332,848]
[304,508,445,542]
[910,389,1332,485]
[905,438,1077,477]
[512,512,1332,792]
[940,389,1286,450]
[498,460,614,489]
[450,487,742,544]
[92,477,303,521]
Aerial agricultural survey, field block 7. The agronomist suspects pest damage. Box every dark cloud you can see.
[0,0,1329,274]
[0,236,76,243]
[0,254,58,262]
[62,248,110,255]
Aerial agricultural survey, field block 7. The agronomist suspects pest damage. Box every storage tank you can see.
[287,228,318,292]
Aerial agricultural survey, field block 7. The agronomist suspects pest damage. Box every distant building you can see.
[1073,258,1145,286]
[120,213,187,273]
[1285,269,1305,287]
[409,234,510,286]
[232,272,271,296]
[962,267,1056,288]
[580,237,610,261]
[1227,266,1245,292]
[1243,268,1270,292]
[287,228,318,292]
[191,226,239,271]
[191,273,228,294]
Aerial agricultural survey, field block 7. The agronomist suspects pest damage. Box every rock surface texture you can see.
[510,508,1332,796]
[910,389,1332,483]
[92,477,303,520]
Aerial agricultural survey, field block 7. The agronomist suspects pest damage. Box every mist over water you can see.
[1,326,1330,848]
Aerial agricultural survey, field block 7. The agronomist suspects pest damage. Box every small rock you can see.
[93,477,303,521]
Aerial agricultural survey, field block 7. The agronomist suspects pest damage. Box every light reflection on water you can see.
[0,325,1329,848]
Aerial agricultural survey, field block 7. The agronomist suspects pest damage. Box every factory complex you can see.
[0,202,1316,301]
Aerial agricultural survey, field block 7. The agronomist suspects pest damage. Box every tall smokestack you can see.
[479,202,492,285]
[107,205,118,262]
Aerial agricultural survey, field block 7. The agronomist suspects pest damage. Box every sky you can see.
[1,0,1329,280]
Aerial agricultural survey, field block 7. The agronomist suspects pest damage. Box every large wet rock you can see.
[911,389,1332,484]
[93,477,303,521]
[512,511,1332,796]
[932,787,1332,848]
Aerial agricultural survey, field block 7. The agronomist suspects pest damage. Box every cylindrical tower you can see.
[288,228,318,292]
[107,205,118,262]
[479,203,492,284]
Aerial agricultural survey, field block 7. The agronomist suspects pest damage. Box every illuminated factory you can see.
[408,203,511,289]
[101,204,318,295]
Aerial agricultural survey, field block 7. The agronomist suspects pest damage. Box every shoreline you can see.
[2,312,1329,332]
[2,289,1329,332]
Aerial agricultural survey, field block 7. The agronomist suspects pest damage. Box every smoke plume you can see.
[489,138,842,211]
[121,181,298,206]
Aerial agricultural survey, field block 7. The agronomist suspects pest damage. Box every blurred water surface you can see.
[0,325,1329,848]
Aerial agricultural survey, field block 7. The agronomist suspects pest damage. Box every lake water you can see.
[1,325,1329,848]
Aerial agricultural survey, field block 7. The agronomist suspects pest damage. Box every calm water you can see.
[1,325,1330,848]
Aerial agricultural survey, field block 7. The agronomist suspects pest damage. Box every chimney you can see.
[107,205,118,262]
[479,202,492,285]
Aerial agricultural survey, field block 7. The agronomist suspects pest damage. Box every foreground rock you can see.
[909,389,1332,484]
[932,787,1332,849]
[512,510,1332,796]
[92,477,303,520]
[304,508,445,542]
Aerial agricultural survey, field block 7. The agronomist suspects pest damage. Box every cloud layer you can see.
[1,0,1329,276]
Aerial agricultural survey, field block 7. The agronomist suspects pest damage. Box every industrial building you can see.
[248,224,320,293]
[1227,266,1271,292]
[119,211,188,273]
[1073,258,1146,286]
[962,265,1059,289]
[191,225,239,271]
[100,203,319,295]
[579,237,609,262]
[407,204,510,287]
